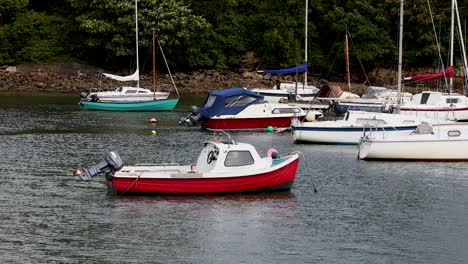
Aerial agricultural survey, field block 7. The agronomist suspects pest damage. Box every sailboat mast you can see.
[152,31,156,99]
[450,0,455,91]
[304,0,308,86]
[449,0,455,93]
[397,0,404,111]
[454,0,468,94]
[135,0,140,87]
[344,28,351,90]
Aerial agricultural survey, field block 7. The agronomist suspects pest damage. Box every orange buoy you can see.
[72,167,83,176]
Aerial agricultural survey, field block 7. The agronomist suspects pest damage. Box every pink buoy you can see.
[267,148,279,159]
[148,117,158,123]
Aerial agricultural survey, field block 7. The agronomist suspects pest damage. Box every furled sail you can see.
[404,66,454,82]
[261,62,308,75]
[103,69,139,82]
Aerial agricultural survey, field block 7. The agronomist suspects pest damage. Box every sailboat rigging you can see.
[252,0,319,103]
[79,0,179,111]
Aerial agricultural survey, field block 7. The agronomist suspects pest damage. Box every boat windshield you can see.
[224,151,254,167]
[420,93,430,104]
[272,108,302,114]
[205,95,217,107]
[225,95,257,107]
[447,98,460,104]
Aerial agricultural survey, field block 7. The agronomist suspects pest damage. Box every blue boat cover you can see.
[263,62,308,75]
[200,87,264,118]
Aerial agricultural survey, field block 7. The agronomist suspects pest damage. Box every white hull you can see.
[95,93,169,102]
[400,106,468,121]
[294,129,413,145]
[400,91,468,121]
[84,86,170,103]
[292,111,433,144]
[358,124,468,160]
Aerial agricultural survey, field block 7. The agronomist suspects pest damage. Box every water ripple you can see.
[0,96,467,263]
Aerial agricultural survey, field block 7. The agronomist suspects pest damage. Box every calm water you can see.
[0,96,467,263]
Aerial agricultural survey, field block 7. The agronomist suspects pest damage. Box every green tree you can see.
[316,0,393,78]
[0,0,28,24]
[66,0,209,69]
[0,11,69,64]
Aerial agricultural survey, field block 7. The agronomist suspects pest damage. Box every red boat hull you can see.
[207,116,303,130]
[106,158,299,194]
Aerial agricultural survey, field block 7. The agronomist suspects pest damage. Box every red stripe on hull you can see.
[106,158,299,194]
[207,116,303,130]
[400,107,468,112]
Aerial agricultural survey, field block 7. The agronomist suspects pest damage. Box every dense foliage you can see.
[0,0,467,76]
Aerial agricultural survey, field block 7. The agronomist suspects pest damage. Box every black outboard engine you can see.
[179,105,203,127]
[77,151,123,180]
[331,101,348,117]
[89,94,100,102]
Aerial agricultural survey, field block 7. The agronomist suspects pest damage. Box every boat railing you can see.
[156,83,175,92]
[361,123,402,140]
[213,130,236,145]
[135,162,180,166]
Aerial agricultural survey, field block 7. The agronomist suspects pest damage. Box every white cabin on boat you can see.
[195,141,272,174]
[85,86,169,102]
[400,91,468,121]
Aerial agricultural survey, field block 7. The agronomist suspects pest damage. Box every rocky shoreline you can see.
[0,63,465,96]
[0,63,275,96]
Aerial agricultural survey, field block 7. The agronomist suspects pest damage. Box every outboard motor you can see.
[331,101,348,117]
[179,105,202,127]
[80,91,89,99]
[89,94,100,102]
[75,151,123,181]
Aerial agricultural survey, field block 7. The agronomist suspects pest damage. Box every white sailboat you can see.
[358,122,468,160]
[358,0,468,161]
[399,0,468,121]
[292,111,434,145]
[80,0,176,105]
[399,90,468,121]
[291,2,436,145]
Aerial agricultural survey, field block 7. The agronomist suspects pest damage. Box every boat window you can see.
[402,120,416,124]
[272,108,302,114]
[116,87,122,92]
[224,151,254,167]
[448,130,461,137]
[355,118,387,126]
[138,91,148,94]
[125,90,138,94]
[205,95,217,107]
[446,98,459,104]
[225,95,257,107]
[420,93,430,104]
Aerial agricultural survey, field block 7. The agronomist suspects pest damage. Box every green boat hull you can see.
[80,98,179,111]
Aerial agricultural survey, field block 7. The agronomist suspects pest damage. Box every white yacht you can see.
[81,86,169,103]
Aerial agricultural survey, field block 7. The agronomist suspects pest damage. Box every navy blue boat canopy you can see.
[263,62,308,75]
[200,87,264,118]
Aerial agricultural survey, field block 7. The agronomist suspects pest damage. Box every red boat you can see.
[179,87,306,130]
[76,134,300,194]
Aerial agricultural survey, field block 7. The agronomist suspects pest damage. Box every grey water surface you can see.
[0,96,467,263]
